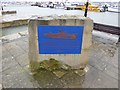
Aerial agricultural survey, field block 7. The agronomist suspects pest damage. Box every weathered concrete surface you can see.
[28,15,93,69]
[1,31,119,88]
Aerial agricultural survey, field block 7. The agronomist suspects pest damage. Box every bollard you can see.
[28,15,93,71]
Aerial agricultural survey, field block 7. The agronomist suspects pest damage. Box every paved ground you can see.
[0,31,119,88]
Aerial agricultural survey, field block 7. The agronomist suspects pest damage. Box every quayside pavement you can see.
[0,31,119,88]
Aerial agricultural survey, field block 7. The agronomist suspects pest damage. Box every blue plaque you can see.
[38,26,84,54]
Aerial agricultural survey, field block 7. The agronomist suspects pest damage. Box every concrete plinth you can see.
[28,15,93,70]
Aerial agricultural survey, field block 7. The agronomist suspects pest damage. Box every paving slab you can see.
[0,73,1,84]
[90,70,118,88]
[32,69,64,88]
[2,56,18,72]
[89,57,108,71]
[81,65,99,88]
[3,42,26,58]
[22,65,41,88]
[2,45,11,59]
[14,38,29,52]
[103,64,118,80]
[0,45,2,74]
[14,53,29,67]
[1,34,119,88]
[101,50,118,69]
[61,71,85,88]
[2,65,35,88]
[2,65,24,88]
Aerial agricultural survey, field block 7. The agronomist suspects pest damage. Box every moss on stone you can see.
[30,61,40,72]
[39,58,68,71]
[53,69,68,78]
[30,58,85,79]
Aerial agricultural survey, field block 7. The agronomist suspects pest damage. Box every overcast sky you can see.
[1,0,119,2]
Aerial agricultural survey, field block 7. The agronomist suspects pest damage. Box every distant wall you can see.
[1,19,120,36]
[1,19,28,28]
[94,23,120,35]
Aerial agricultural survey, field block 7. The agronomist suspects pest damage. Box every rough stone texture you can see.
[1,33,119,88]
[28,15,93,69]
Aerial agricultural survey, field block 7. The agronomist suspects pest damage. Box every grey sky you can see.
[1,0,119,2]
